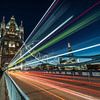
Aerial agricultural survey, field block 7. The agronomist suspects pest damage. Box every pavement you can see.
[8,71,100,100]
[0,74,8,100]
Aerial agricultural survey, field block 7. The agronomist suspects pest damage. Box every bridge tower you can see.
[0,16,24,68]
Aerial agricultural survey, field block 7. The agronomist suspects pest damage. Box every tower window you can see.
[15,33,18,35]
[16,43,19,46]
[19,34,21,39]
[9,32,15,34]
[5,41,7,45]
[9,41,15,47]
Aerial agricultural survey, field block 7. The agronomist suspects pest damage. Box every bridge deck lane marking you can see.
[9,72,100,100]
[9,73,65,100]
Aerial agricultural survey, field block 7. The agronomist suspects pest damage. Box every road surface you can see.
[8,71,100,100]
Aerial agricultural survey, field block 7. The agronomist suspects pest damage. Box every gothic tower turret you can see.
[0,16,6,37]
[19,21,24,41]
[0,16,24,68]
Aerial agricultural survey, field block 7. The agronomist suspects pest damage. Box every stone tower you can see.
[0,16,24,68]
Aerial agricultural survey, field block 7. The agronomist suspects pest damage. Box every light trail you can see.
[16,11,100,65]
[9,16,73,67]
[8,1,100,68]
[25,72,100,88]
[8,0,59,65]
[27,0,70,44]
[23,41,46,64]
[19,16,73,60]
[62,0,100,30]
[29,82,64,100]
[19,44,100,67]
[10,72,100,100]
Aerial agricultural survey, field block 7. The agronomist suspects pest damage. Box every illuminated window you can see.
[9,41,15,47]
[5,41,7,45]
[16,43,19,46]
[15,33,18,35]
[19,34,21,39]
[6,31,10,34]
[4,48,8,54]
[10,51,14,54]
[9,32,15,34]
[6,51,8,54]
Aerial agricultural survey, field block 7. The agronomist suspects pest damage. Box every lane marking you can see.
[31,82,64,100]
[10,73,64,100]
[10,73,99,100]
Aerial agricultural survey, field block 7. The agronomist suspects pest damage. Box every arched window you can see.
[9,41,15,47]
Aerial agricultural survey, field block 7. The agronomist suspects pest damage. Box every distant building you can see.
[0,16,24,68]
[60,42,77,64]
[59,42,78,70]
[67,42,77,64]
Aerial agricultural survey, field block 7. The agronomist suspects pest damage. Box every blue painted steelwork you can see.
[4,72,29,100]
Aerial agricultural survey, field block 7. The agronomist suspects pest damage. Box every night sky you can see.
[31,0,100,56]
[0,0,99,40]
[1,0,100,65]
[0,0,53,38]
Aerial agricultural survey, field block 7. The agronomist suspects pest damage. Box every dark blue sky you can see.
[34,0,100,56]
[0,0,99,56]
[2,0,99,65]
[0,0,53,38]
[0,0,98,39]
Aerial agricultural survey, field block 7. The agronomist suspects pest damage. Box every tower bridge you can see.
[0,16,24,68]
[0,0,100,100]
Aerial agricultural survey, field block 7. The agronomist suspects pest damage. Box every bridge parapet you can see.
[4,72,29,100]
[39,70,100,77]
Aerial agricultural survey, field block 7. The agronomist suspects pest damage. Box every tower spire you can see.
[11,15,15,20]
[1,16,6,29]
[67,42,73,57]
[68,42,71,48]
[19,20,24,40]
[2,16,5,22]
[21,20,23,27]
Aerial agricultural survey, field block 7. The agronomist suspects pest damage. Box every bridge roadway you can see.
[8,71,100,100]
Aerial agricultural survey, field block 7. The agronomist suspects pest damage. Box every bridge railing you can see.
[4,72,29,100]
[39,70,100,77]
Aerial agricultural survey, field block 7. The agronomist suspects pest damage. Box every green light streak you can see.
[9,11,100,68]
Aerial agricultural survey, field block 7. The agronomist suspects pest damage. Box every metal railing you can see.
[4,72,29,100]
[39,70,100,77]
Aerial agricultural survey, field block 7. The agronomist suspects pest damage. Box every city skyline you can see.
[0,1,100,100]
[6,0,100,68]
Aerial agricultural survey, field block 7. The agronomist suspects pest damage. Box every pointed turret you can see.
[19,21,24,32]
[2,16,5,23]
[11,16,15,21]
[19,20,24,40]
[6,16,19,32]
[1,16,6,29]
[21,20,23,27]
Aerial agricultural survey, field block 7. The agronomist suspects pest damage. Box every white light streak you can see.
[24,44,100,66]
[8,0,57,65]
[10,16,73,66]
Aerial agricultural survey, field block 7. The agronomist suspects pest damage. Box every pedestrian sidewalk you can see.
[0,74,8,100]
